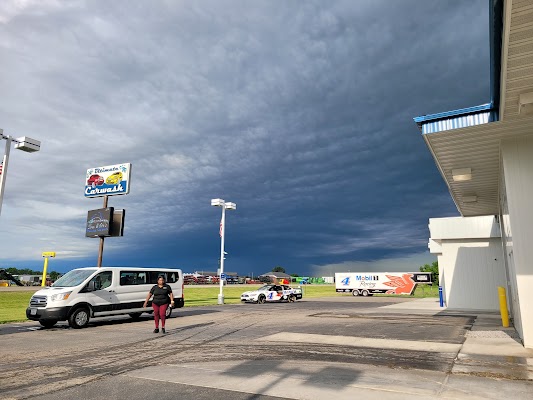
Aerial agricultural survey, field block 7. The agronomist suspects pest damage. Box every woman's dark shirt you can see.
[150,284,172,305]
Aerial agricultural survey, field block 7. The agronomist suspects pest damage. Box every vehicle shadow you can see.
[29,308,222,331]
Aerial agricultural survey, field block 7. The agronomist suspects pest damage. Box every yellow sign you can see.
[42,252,56,258]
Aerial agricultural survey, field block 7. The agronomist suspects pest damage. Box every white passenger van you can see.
[26,267,184,329]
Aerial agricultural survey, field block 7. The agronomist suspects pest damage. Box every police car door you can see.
[265,285,281,302]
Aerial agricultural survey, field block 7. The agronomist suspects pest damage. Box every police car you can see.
[240,284,303,304]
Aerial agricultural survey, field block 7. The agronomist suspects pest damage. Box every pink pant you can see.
[152,303,168,328]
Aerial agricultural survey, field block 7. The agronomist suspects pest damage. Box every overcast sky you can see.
[0,0,490,275]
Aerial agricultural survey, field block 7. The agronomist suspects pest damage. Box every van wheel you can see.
[165,307,172,318]
[258,295,266,304]
[362,290,370,297]
[39,319,57,328]
[352,290,360,297]
[69,307,90,329]
[129,312,142,320]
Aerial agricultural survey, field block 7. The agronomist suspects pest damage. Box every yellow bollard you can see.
[498,286,509,328]
[41,257,49,287]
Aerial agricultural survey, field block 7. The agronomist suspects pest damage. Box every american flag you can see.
[219,219,223,238]
[0,162,3,176]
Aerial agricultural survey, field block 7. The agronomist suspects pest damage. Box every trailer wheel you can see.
[68,307,90,329]
[361,290,370,297]
[258,295,266,304]
[352,290,360,297]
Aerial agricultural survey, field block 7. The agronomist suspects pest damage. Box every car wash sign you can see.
[85,163,131,198]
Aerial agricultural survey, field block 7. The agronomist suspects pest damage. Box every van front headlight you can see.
[51,292,72,301]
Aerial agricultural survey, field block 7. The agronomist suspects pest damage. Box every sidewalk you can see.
[380,297,533,380]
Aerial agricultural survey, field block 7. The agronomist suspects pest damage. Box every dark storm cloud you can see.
[0,1,489,274]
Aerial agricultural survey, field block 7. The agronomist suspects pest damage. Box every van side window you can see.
[147,272,178,284]
[120,271,147,286]
[93,271,112,290]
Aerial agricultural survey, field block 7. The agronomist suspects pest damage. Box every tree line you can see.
[3,267,61,280]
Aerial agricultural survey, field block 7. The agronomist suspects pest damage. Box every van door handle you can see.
[108,290,115,293]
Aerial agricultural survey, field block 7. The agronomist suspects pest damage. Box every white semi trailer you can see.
[335,272,432,296]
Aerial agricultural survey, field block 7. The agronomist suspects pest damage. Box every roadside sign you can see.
[220,273,226,279]
[85,163,131,198]
[86,208,114,237]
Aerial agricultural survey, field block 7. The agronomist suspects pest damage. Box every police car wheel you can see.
[289,295,296,302]
[258,295,266,304]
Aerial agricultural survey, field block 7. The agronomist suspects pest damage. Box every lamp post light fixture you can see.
[0,129,41,217]
[211,198,236,305]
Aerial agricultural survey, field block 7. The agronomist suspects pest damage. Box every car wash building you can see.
[414,0,533,348]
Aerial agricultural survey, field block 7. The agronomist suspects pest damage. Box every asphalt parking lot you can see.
[1,296,532,399]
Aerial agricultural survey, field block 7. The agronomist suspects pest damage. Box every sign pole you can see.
[218,205,226,305]
[97,195,109,268]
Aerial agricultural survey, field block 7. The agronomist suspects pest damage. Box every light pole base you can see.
[217,294,225,305]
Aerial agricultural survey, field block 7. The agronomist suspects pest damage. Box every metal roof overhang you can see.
[423,115,533,217]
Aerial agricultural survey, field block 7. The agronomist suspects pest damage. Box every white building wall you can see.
[499,165,521,336]
[501,135,533,348]
[429,216,506,311]
[437,239,505,310]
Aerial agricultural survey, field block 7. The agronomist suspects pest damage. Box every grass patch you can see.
[0,284,437,324]
[0,292,33,323]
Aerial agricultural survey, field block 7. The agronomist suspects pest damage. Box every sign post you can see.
[97,196,108,268]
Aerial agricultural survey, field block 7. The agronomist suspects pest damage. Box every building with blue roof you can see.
[414,0,533,348]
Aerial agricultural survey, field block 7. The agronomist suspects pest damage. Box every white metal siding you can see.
[429,216,501,240]
[499,167,521,336]
[501,135,533,348]
[439,239,506,311]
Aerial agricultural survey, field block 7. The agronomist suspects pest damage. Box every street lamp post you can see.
[0,129,41,217]
[211,198,236,305]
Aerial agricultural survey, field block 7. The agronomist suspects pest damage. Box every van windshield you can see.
[52,269,96,287]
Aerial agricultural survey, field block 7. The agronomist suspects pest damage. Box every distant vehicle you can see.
[241,284,303,304]
[105,172,123,185]
[335,272,432,297]
[26,267,184,329]
[87,174,104,186]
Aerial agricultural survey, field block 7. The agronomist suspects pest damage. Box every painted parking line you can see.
[258,332,462,353]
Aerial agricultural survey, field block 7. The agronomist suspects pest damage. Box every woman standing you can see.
[143,276,174,333]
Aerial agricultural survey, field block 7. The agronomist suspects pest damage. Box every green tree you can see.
[420,261,439,285]
[49,271,61,281]
[290,273,299,277]
[272,266,286,273]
